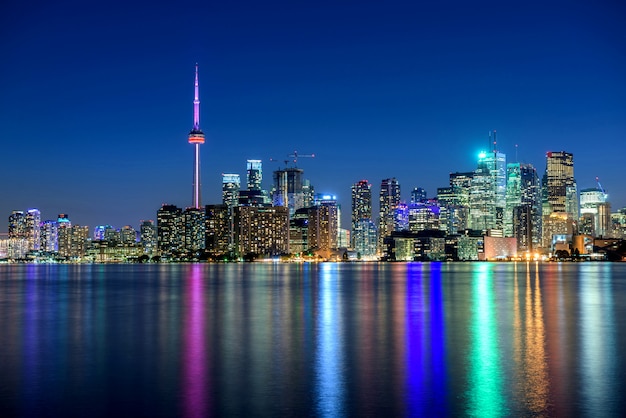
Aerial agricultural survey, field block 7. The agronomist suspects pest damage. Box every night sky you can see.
[1,0,624,231]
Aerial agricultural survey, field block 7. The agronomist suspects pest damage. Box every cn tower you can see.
[188,63,205,209]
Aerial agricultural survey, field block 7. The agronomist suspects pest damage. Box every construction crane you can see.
[288,151,315,166]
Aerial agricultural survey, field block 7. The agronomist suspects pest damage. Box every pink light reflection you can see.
[182,265,210,418]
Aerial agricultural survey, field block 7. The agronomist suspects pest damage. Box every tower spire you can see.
[193,63,200,130]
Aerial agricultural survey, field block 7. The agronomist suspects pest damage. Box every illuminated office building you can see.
[157,204,183,257]
[505,163,541,251]
[378,178,400,251]
[469,152,497,232]
[183,207,205,253]
[222,174,241,208]
[544,151,577,217]
[247,159,263,191]
[309,196,339,255]
[408,202,440,232]
[289,208,309,255]
[120,225,137,244]
[8,211,26,239]
[410,187,427,204]
[272,167,306,216]
[351,180,372,247]
[140,220,157,255]
[542,151,577,246]
[58,225,89,259]
[234,206,289,256]
[580,187,611,237]
[40,220,58,252]
[352,218,377,258]
[470,147,506,232]
[25,209,41,251]
[205,204,230,255]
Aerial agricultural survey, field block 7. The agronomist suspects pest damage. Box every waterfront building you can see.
[0,238,29,260]
[58,225,89,259]
[352,218,377,258]
[543,151,578,217]
[309,197,339,257]
[140,220,157,255]
[351,180,373,248]
[580,187,611,237]
[378,178,401,253]
[205,204,229,255]
[288,208,309,255]
[8,211,26,240]
[120,225,137,244]
[157,204,183,258]
[183,207,205,253]
[542,151,577,247]
[86,241,143,263]
[25,209,41,251]
[40,220,58,252]
[234,206,289,256]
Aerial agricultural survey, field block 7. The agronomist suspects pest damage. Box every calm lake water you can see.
[1,262,625,417]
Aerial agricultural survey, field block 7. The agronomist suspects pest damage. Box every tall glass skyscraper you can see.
[378,178,400,252]
[246,160,263,191]
[222,174,241,208]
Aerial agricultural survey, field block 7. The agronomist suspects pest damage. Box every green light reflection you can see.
[467,264,506,417]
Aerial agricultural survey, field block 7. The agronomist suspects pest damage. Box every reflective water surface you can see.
[1,262,625,417]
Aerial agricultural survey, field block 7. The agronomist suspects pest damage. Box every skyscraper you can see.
[187,64,205,209]
[309,197,339,256]
[469,148,506,233]
[505,163,541,251]
[157,204,183,258]
[8,211,26,239]
[222,174,241,208]
[234,206,290,256]
[544,151,577,216]
[40,220,58,252]
[542,151,577,247]
[205,204,230,255]
[25,209,41,251]
[580,186,610,237]
[183,207,205,253]
[378,178,400,252]
[272,167,306,215]
[247,160,263,191]
[351,180,372,241]
[140,220,157,255]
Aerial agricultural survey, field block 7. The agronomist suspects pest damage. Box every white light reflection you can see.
[315,263,344,417]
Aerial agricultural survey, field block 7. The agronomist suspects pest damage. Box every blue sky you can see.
[1,0,624,230]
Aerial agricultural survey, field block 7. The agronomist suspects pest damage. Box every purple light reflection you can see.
[182,265,210,418]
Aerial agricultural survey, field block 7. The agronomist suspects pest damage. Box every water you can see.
[1,262,625,417]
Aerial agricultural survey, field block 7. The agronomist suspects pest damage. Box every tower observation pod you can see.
[188,63,205,209]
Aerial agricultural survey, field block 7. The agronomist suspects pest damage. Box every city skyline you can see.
[1,1,625,230]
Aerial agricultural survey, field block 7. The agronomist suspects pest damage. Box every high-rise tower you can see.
[188,64,205,209]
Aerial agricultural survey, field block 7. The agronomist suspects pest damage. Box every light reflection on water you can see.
[0,262,625,417]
